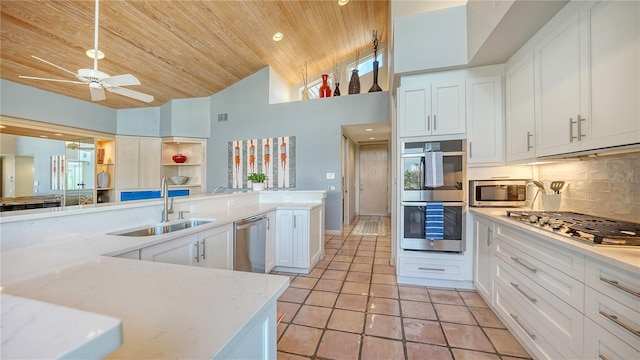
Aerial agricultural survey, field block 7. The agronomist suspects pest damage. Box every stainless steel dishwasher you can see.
[234,214,267,273]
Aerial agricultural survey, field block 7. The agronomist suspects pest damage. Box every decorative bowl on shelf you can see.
[172,154,187,163]
[169,175,189,185]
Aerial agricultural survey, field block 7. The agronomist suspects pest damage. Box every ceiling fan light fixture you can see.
[272,32,284,42]
[338,0,349,6]
[85,49,105,60]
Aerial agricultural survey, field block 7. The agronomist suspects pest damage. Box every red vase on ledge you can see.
[172,154,187,163]
[319,74,331,98]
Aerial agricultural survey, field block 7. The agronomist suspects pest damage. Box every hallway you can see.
[275,216,530,359]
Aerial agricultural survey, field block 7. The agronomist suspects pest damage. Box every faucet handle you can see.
[169,197,174,214]
[178,209,189,219]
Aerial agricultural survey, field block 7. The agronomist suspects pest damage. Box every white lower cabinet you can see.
[275,207,322,273]
[397,253,468,283]
[473,213,640,360]
[140,224,233,270]
[473,214,494,304]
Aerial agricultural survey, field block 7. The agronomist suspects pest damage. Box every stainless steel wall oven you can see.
[400,139,467,253]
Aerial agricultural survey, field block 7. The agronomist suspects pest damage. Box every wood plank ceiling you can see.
[1,0,389,109]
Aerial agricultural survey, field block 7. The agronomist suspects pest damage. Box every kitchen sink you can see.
[110,219,215,237]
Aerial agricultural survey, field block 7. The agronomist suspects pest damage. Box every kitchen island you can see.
[0,190,326,358]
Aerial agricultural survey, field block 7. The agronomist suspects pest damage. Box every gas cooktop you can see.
[505,211,640,247]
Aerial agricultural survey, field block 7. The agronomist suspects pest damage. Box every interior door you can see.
[359,143,388,216]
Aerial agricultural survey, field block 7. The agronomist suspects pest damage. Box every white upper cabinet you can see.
[534,11,582,157]
[506,52,536,163]
[466,76,504,166]
[398,79,465,138]
[534,0,640,157]
[579,0,640,150]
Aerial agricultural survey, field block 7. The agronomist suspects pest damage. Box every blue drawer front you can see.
[120,189,189,202]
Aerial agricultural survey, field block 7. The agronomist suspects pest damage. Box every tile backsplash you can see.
[536,151,640,223]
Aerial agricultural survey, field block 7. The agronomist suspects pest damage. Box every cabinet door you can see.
[580,0,640,150]
[292,210,309,269]
[432,80,465,136]
[467,76,504,165]
[398,84,432,137]
[534,12,582,156]
[115,138,140,189]
[275,210,294,266]
[473,216,494,304]
[506,53,536,163]
[140,236,197,266]
[198,224,233,270]
[138,138,162,189]
[265,211,276,273]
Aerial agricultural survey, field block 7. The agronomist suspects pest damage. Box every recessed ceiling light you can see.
[54,133,63,136]
[365,128,373,132]
[0,125,5,129]
[338,0,349,6]
[39,135,48,138]
[272,32,284,42]
[85,49,105,59]
[369,137,375,140]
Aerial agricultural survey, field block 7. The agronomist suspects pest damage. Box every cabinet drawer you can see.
[496,239,584,311]
[494,281,575,360]
[495,222,585,280]
[585,257,640,311]
[585,286,640,351]
[398,256,466,280]
[584,318,640,360]
[496,258,583,357]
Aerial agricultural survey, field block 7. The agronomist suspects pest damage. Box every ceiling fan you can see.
[18,0,154,103]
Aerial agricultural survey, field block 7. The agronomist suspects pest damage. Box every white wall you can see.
[393,5,468,74]
[208,67,389,231]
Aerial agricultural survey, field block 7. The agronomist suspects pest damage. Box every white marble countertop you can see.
[1,257,289,359]
[469,207,640,273]
[0,200,323,358]
[1,294,123,360]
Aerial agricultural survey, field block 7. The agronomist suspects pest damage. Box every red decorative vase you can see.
[319,74,331,98]
[172,154,187,163]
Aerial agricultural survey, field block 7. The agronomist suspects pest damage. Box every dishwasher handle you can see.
[235,214,267,230]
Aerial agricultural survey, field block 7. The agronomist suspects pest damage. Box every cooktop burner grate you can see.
[505,211,640,246]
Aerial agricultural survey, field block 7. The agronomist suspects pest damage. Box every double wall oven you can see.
[400,139,466,252]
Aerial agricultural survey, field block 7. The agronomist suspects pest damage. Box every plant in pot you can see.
[247,172,268,191]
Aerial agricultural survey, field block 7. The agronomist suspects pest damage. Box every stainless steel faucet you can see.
[161,176,174,222]
[212,186,225,194]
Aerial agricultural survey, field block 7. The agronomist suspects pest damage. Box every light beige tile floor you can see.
[276,216,531,360]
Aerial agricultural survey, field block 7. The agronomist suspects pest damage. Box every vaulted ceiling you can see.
[1,0,389,109]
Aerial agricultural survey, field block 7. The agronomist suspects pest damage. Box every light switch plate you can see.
[326,172,335,180]
[190,204,202,213]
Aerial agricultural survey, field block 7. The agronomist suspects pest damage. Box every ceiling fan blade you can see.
[106,86,154,103]
[18,75,86,84]
[102,74,140,87]
[90,86,106,101]
[31,55,78,77]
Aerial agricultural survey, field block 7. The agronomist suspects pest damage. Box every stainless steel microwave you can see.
[469,180,527,207]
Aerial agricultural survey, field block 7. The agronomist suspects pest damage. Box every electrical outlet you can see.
[328,185,335,191]
[326,172,335,180]
[227,199,236,207]
[190,204,202,213]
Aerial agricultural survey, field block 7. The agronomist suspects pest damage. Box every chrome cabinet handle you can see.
[469,142,473,158]
[427,115,430,131]
[600,276,640,298]
[194,242,200,263]
[578,114,586,140]
[487,227,492,246]
[510,282,537,303]
[201,240,206,260]
[527,131,533,150]
[569,117,577,142]
[433,114,437,130]
[418,267,445,271]
[510,257,537,273]
[293,215,296,228]
[510,314,536,340]
[266,217,270,231]
[599,310,640,337]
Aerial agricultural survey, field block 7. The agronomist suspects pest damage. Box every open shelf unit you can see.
[162,137,206,195]
[96,137,116,203]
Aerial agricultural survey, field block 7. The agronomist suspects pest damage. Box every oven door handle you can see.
[419,157,425,190]
[401,201,467,207]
